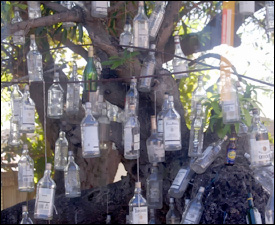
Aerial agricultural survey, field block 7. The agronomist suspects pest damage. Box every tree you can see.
[1,1,273,224]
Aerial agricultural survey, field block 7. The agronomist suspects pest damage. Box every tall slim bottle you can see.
[133,1,149,49]
[34,163,56,220]
[120,15,134,52]
[190,136,228,174]
[27,1,41,19]
[166,198,181,224]
[60,1,75,28]
[11,80,23,121]
[81,102,100,158]
[265,186,274,224]
[91,1,109,18]
[18,144,34,192]
[98,102,110,150]
[124,77,139,121]
[157,93,169,140]
[27,34,43,82]
[172,35,187,79]
[11,7,25,46]
[246,192,263,224]
[163,95,181,151]
[47,72,64,119]
[20,205,33,224]
[8,115,21,146]
[129,182,148,224]
[265,1,274,32]
[180,187,205,224]
[54,130,68,171]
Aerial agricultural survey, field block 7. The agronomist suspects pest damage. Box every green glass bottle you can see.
[246,193,263,224]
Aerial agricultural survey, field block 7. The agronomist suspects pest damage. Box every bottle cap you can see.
[151,115,157,130]
[22,205,27,212]
[98,94,104,102]
[129,104,136,111]
[169,197,174,203]
[174,35,180,42]
[68,151,73,156]
[88,46,94,57]
[150,44,156,50]
[54,72,59,78]
[85,102,92,109]
[30,34,35,40]
[139,1,144,7]
[23,144,28,150]
[223,135,228,141]
[46,163,52,170]
[135,182,141,188]
[198,186,205,193]
[24,85,29,91]
[168,95,174,102]
[244,153,250,159]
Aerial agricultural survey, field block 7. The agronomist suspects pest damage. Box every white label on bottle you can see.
[223,101,235,112]
[13,99,21,117]
[36,188,54,216]
[250,139,271,163]
[254,210,262,224]
[171,169,187,189]
[22,165,34,183]
[154,145,165,158]
[184,209,198,223]
[83,126,99,153]
[36,58,43,69]
[157,119,163,133]
[124,128,132,151]
[22,105,35,124]
[95,1,108,8]
[132,206,148,224]
[134,142,140,151]
[164,120,181,144]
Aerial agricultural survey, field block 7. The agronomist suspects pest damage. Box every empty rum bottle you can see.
[265,186,274,224]
[168,166,195,199]
[188,103,204,157]
[34,163,56,220]
[64,151,81,198]
[138,44,156,93]
[98,102,110,150]
[124,77,139,121]
[81,102,100,158]
[20,205,33,224]
[8,115,21,146]
[120,15,134,52]
[190,136,228,174]
[246,192,263,224]
[18,144,34,192]
[226,131,237,166]
[146,163,163,209]
[133,1,149,49]
[166,198,181,224]
[157,93,169,140]
[54,129,68,171]
[27,1,41,19]
[91,1,109,18]
[172,35,187,79]
[149,209,156,224]
[19,85,35,133]
[11,7,25,46]
[148,1,166,41]
[180,187,205,224]
[66,62,80,116]
[248,108,272,168]
[147,115,165,163]
[129,182,148,224]
[163,95,181,151]
[60,1,75,28]
[11,80,23,121]
[27,34,43,82]
[265,1,274,32]
[124,104,140,160]
[47,72,64,119]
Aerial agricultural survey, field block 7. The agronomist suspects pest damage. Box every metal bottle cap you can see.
[130,104,136,111]
[68,151,73,156]
[199,186,205,193]
[22,205,27,212]
[168,95,174,102]
[151,115,157,130]
[223,135,228,141]
[46,163,52,170]
[88,46,94,57]
[30,34,35,40]
[135,182,141,188]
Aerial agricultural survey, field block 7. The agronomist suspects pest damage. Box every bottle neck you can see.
[196,191,204,201]
[130,81,137,90]
[85,107,92,116]
[134,187,142,195]
[138,2,145,15]
[169,202,175,210]
[14,10,22,22]
[23,90,30,100]
[43,169,52,179]
[247,193,254,207]
[216,138,226,147]
[68,155,74,163]
[162,98,169,110]
[22,211,29,218]
[72,65,77,80]
[22,149,29,156]
[168,100,174,109]
[252,114,260,124]
[130,108,136,117]
[124,23,132,32]
[30,39,37,51]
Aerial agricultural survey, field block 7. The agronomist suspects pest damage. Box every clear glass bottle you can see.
[157,93,169,140]
[146,163,163,209]
[188,103,204,157]
[27,1,41,19]
[149,209,156,224]
[148,1,166,41]
[172,35,188,79]
[129,182,148,224]
[265,185,274,224]
[34,163,56,220]
[138,44,156,93]
[11,7,25,46]
[106,215,111,224]
[124,77,139,121]
[239,1,255,15]
[91,1,109,18]
[66,62,80,116]
[47,72,64,119]
[27,34,43,82]
[248,108,272,168]
[166,198,181,224]
[98,101,110,150]
[246,192,263,224]
[8,115,21,146]
[180,187,205,224]
[20,205,33,224]
[106,100,119,122]
[190,136,228,174]
[81,102,100,158]
[253,165,274,194]
[147,115,165,163]
[265,1,274,32]
[11,80,23,121]
[133,1,149,49]
[64,151,81,198]
[19,85,35,133]
[163,95,181,151]
[120,15,134,52]
[18,144,34,192]
[60,1,76,28]
[168,166,195,199]
[124,104,140,160]
[54,130,68,171]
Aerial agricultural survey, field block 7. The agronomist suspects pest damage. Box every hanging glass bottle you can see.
[27,34,43,82]
[34,163,56,220]
[265,1,274,32]
[81,102,100,158]
[47,72,64,119]
[106,101,119,122]
[91,1,109,18]
[172,35,188,79]
[19,85,35,133]
[146,163,163,209]
[8,115,21,146]
[11,79,23,121]
[120,15,134,52]
[20,205,33,224]
[124,104,140,159]
[138,44,156,93]
[239,1,255,15]
[60,1,76,28]
[265,185,274,224]
[129,182,148,224]
[64,151,81,198]
[124,77,139,121]
[11,7,25,46]
[133,1,149,49]
[27,1,41,19]
[163,95,181,151]
[166,198,181,224]
[54,129,68,171]
[18,144,34,192]
[157,93,169,140]
[66,62,80,116]
[147,115,165,163]
[98,101,110,150]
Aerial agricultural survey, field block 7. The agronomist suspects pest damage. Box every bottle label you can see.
[184,209,197,223]
[134,133,140,150]
[13,99,21,117]
[22,105,35,124]
[250,139,271,163]
[22,165,34,183]
[124,128,132,151]
[149,185,160,200]
[254,210,263,224]
[223,101,238,120]
[171,169,187,189]
[226,148,236,164]
[36,188,54,217]
[132,206,148,224]
[157,119,163,133]
[164,120,181,145]
[154,145,165,158]
[65,171,80,193]
[83,126,99,153]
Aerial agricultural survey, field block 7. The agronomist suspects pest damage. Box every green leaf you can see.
[234,123,240,134]
[211,101,221,115]
[15,3,28,10]
[244,109,252,127]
